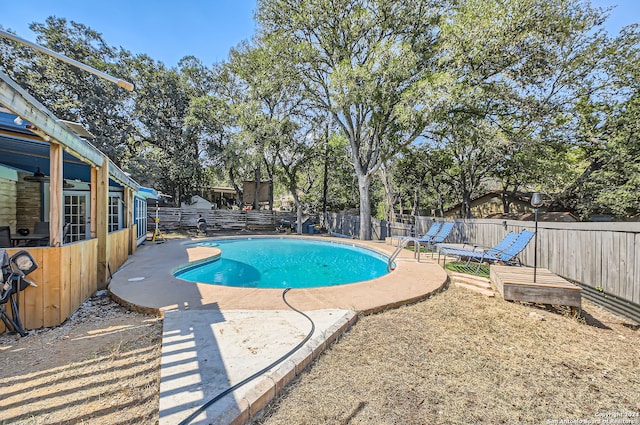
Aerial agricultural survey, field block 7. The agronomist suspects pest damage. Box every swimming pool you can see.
[173,238,390,288]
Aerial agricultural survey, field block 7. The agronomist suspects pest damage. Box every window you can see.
[64,194,88,243]
[108,195,123,232]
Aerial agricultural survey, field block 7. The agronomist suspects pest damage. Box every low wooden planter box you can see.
[490,265,582,308]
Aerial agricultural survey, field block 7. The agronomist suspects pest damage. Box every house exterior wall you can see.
[444,195,537,219]
[0,173,17,232]
[16,178,43,232]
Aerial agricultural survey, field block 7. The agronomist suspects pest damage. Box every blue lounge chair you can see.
[419,222,454,255]
[440,230,534,272]
[437,231,519,265]
[390,222,441,247]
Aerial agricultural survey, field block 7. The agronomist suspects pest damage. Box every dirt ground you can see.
[1,284,639,425]
[0,291,163,425]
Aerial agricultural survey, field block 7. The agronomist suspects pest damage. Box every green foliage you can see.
[256,0,446,238]
[2,0,638,223]
[444,262,490,279]
[128,56,213,201]
[554,26,640,220]
[1,18,137,164]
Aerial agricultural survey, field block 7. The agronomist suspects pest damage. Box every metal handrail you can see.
[388,237,421,271]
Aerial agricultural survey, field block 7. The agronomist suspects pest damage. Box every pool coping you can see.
[109,234,448,315]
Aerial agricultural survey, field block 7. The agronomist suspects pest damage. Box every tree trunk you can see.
[461,190,472,219]
[268,180,274,211]
[412,187,419,216]
[292,192,303,235]
[263,159,275,211]
[322,126,329,227]
[502,192,510,213]
[379,166,396,222]
[438,196,445,218]
[229,168,242,206]
[253,166,260,210]
[357,173,372,240]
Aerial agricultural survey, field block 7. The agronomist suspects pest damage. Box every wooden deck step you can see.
[448,272,495,297]
[490,266,581,308]
[449,272,492,289]
[453,281,495,297]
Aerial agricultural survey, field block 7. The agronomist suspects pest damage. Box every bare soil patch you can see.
[1,284,639,425]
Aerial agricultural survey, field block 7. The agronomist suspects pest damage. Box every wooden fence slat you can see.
[624,233,635,303]
[43,247,61,327]
[594,231,604,292]
[634,233,640,305]
[23,249,44,329]
[59,245,71,321]
[607,232,617,294]
[584,230,593,287]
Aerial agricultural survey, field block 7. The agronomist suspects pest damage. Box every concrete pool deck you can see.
[108,234,448,424]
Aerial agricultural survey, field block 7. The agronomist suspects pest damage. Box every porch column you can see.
[96,158,109,289]
[49,143,64,246]
[125,187,136,254]
[90,167,98,239]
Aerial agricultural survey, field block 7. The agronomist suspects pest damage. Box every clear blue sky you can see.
[1,0,258,67]
[0,0,638,68]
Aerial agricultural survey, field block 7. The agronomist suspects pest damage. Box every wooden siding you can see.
[107,228,131,278]
[325,213,640,309]
[0,176,17,231]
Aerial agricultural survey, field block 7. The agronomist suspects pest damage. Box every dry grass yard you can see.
[253,286,640,425]
[1,285,638,425]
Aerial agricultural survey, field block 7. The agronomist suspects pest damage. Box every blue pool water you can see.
[174,238,389,288]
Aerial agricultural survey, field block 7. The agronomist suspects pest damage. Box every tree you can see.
[214,40,299,210]
[435,115,504,218]
[256,0,446,239]
[129,56,212,202]
[390,144,454,218]
[555,25,640,219]
[492,140,583,213]
[430,0,617,217]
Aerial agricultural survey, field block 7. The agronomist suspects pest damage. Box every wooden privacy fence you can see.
[149,208,295,232]
[325,212,640,320]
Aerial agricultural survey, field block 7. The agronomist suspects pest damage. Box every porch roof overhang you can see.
[0,71,139,191]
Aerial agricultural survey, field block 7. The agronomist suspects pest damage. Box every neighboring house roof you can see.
[444,190,552,213]
[181,195,212,209]
[210,187,237,194]
[486,212,578,222]
[137,187,160,200]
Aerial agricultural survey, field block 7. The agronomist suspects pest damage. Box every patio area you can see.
[108,234,448,424]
